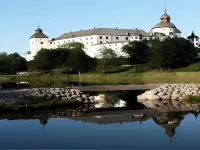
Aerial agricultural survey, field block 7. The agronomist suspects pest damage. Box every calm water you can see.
[0,110,199,149]
[1,83,200,149]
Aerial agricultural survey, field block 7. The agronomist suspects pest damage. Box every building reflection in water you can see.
[152,112,186,144]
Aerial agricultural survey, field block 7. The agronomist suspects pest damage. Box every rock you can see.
[84,100,90,104]
[185,103,191,108]
[76,98,82,102]
[178,97,184,101]
[146,95,160,100]
[61,97,68,100]
[137,95,147,101]
[65,93,71,96]
[172,101,179,105]
[82,95,88,98]
[192,94,199,96]
[185,92,192,95]
[162,95,171,100]
[162,99,171,104]
[146,100,160,106]
[171,97,178,100]
[157,92,165,97]
[192,91,198,94]
[88,96,95,100]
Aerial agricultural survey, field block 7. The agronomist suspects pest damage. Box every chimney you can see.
[116,27,118,30]
[94,27,96,29]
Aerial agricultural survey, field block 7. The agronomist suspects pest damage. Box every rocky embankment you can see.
[137,84,200,112]
[15,87,96,103]
[0,87,97,104]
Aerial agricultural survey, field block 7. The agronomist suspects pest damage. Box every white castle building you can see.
[21,10,183,61]
[187,31,200,47]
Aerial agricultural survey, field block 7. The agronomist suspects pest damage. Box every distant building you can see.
[21,9,183,61]
[187,31,199,47]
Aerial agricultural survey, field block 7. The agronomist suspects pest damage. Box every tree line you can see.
[0,38,199,75]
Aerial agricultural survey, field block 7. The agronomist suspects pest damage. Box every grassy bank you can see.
[1,72,200,85]
[184,95,200,103]
[0,100,82,113]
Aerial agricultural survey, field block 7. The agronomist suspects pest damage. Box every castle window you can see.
[115,43,117,46]
[140,37,142,40]
[91,42,93,45]
[126,37,128,40]
[86,38,88,40]
[169,32,173,35]
[106,36,108,39]
[91,37,93,39]
[116,37,119,40]
[64,41,66,43]
[100,41,102,44]
[99,36,102,39]
[80,38,82,41]
[50,42,52,44]
[86,42,88,45]
[135,37,138,39]
[40,42,43,44]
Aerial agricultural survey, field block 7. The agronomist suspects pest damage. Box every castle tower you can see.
[30,26,49,57]
[149,7,181,39]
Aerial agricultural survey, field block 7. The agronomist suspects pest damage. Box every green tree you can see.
[149,38,196,69]
[58,42,85,49]
[66,48,96,73]
[0,53,9,74]
[7,53,28,74]
[31,48,70,72]
[96,46,118,68]
[122,41,149,65]
[32,49,53,70]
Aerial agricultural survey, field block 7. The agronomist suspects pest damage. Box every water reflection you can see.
[0,106,200,148]
[152,111,185,144]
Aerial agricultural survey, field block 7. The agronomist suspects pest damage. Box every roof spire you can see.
[165,4,167,14]
[37,21,40,28]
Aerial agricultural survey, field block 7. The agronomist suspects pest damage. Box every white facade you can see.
[30,38,49,56]
[149,10,181,40]
[187,31,200,47]
[21,10,186,61]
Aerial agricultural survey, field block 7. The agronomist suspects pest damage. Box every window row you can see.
[99,36,129,40]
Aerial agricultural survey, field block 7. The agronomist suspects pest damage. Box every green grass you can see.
[2,70,200,85]
[174,62,200,72]
[184,95,200,103]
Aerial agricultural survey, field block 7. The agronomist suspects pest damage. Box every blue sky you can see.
[0,0,199,54]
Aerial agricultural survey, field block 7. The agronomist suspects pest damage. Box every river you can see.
[0,82,200,149]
